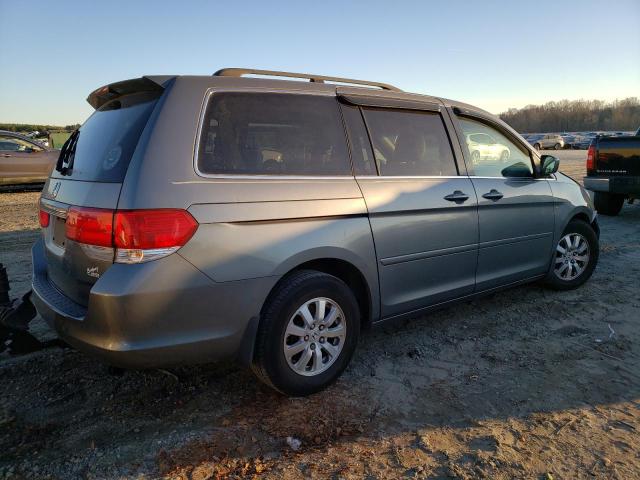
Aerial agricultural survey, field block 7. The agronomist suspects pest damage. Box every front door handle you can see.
[482,189,504,201]
[444,190,469,203]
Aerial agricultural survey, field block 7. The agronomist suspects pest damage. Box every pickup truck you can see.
[584,127,640,216]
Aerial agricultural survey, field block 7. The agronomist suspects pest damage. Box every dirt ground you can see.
[1,150,639,479]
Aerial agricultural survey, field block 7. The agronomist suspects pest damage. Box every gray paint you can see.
[31,73,598,369]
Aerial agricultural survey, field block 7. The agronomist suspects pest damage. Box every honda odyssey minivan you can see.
[32,69,599,395]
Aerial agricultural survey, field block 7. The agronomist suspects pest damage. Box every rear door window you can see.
[361,108,458,176]
[197,93,351,176]
[52,91,159,182]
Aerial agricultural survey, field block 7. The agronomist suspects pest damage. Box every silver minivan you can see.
[32,69,599,395]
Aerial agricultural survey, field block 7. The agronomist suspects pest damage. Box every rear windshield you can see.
[52,91,159,182]
[196,93,351,176]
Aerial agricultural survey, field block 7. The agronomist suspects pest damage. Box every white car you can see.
[466,132,510,163]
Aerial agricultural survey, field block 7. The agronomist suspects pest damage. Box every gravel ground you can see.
[1,150,639,479]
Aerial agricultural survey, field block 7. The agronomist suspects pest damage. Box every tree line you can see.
[499,98,640,133]
[0,123,80,133]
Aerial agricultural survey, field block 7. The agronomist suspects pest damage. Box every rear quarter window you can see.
[196,92,351,176]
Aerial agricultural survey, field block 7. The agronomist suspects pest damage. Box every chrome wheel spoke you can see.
[324,323,345,338]
[320,342,337,360]
[295,346,313,372]
[285,340,306,359]
[285,324,307,338]
[315,299,326,322]
[299,304,314,327]
[321,306,338,328]
[311,347,322,370]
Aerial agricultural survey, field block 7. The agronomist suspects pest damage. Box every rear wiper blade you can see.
[55,130,80,176]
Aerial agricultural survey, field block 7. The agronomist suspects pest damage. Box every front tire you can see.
[594,192,624,216]
[251,270,360,396]
[544,220,598,290]
[534,143,541,151]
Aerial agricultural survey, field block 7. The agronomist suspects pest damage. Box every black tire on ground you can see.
[534,143,541,150]
[251,270,360,396]
[554,143,561,150]
[544,219,599,291]
[593,192,624,216]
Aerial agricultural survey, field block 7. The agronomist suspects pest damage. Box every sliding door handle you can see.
[482,189,504,201]
[444,190,469,203]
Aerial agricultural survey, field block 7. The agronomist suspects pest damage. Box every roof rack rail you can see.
[213,68,402,92]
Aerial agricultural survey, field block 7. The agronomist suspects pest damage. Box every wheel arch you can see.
[264,256,375,329]
[565,208,599,238]
[237,251,379,367]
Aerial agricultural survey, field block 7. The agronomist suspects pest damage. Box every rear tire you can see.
[534,143,541,151]
[251,270,360,396]
[554,143,561,150]
[544,220,598,290]
[593,192,624,216]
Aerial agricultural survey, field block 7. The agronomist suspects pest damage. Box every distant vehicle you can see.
[584,127,640,215]
[572,136,593,150]
[465,132,511,162]
[531,134,564,151]
[561,134,579,149]
[0,130,59,185]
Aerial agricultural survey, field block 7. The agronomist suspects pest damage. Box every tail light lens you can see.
[65,207,198,263]
[114,210,198,249]
[586,144,596,171]
[39,209,50,228]
[66,207,114,247]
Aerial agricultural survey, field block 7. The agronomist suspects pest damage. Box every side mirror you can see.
[501,161,533,178]
[540,155,560,176]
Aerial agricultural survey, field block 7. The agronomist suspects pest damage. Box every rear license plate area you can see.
[52,215,67,248]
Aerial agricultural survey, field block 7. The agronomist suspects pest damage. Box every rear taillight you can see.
[65,207,198,263]
[66,207,114,247]
[586,144,596,171]
[39,209,50,228]
[114,210,198,263]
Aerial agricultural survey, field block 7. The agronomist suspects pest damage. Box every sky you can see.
[1,0,638,125]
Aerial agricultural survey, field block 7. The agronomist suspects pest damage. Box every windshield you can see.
[53,91,159,182]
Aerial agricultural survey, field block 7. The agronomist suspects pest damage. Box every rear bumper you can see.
[584,176,640,195]
[31,238,275,368]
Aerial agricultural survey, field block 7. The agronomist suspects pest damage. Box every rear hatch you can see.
[39,77,167,306]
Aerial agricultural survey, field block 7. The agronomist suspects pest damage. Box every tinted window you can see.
[458,117,533,178]
[52,91,159,182]
[361,109,457,176]
[197,93,350,175]
[341,104,375,175]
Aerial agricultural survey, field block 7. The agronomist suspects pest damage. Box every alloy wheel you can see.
[283,297,346,376]
[554,233,590,280]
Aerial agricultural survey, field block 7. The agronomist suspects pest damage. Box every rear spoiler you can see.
[86,76,174,110]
